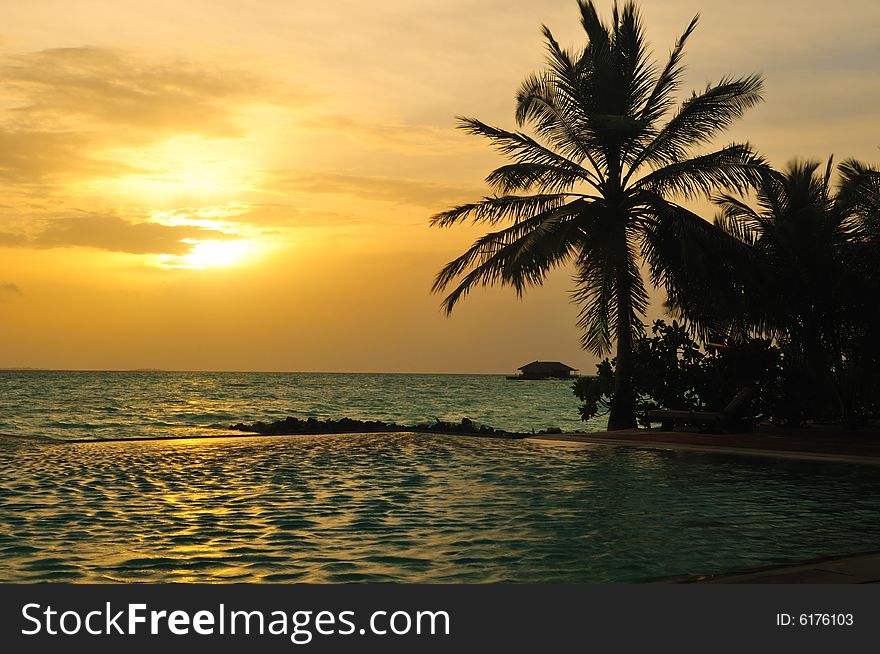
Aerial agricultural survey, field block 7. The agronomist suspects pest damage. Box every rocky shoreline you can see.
[229,416,565,439]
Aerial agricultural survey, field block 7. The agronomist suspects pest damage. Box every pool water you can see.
[1,432,878,583]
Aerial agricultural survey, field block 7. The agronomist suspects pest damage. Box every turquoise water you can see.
[1,432,878,583]
[0,371,599,441]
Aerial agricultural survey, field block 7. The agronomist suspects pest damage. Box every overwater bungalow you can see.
[507,361,578,380]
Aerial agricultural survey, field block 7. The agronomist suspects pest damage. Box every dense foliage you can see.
[572,320,814,427]
[661,158,880,427]
[574,316,880,427]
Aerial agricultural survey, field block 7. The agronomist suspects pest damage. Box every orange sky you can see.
[1,0,879,373]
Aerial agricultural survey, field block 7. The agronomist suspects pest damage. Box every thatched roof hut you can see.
[509,361,578,380]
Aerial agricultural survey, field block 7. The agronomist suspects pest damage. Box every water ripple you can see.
[1,433,879,582]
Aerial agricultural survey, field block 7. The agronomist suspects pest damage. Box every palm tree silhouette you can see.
[431,1,765,429]
[711,158,880,426]
[838,160,880,420]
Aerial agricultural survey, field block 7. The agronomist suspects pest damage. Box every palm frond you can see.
[641,199,773,337]
[572,249,616,354]
[714,192,769,235]
[822,155,834,203]
[572,239,648,355]
[432,200,588,313]
[515,70,602,172]
[610,1,656,118]
[430,193,573,228]
[629,75,764,177]
[456,117,596,190]
[485,162,596,194]
[837,158,880,218]
[714,211,758,247]
[537,25,599,132]
[753,166,789,222]
[635,143,766,199]
[578,0,610,52]
[639,15,699,126]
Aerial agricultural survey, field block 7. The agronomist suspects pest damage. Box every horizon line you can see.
[0,367,527,376]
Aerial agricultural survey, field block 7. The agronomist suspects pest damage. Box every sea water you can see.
[0,370,598,441]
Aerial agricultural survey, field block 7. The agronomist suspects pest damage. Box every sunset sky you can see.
[1,0,878,373]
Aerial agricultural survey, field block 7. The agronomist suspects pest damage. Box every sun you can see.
[151,238,260,270]
[141,205,274,270]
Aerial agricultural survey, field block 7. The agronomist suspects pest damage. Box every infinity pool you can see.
[1,433,878,582]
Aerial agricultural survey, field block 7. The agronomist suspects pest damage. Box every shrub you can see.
[573,320,784,426]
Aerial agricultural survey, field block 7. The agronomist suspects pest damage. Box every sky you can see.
[0,0,878,373]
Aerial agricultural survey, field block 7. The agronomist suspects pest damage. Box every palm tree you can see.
[711,158,880,425]
[838,158,880,285]
[839,160,880,419]
[431,0,765,429]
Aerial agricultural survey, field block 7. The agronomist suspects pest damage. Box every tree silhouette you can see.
[709,158,880,425]
[432,0,765,429]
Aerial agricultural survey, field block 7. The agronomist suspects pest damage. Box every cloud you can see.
[0,47,306,185]
[268,170,484,208]
[1,47,269,137]
[0,129,143,182]
[0,282,22,299]
[302,114,474,152]
[0,232,30,247]
[0,212,235,255]
[217,202,362,228]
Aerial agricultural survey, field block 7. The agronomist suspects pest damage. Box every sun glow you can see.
[139,204,276,270]
[87,136,261,206]
[150,238,261,270]
[151,205,255,233]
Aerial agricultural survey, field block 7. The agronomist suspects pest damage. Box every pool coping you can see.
[658,550,880,584]
[52,428,526,445]
[524,433,880,466]
[39,428,880,466]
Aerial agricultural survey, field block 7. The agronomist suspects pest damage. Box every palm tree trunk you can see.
[608,264,638,430]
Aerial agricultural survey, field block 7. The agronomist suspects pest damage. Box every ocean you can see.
[0,370,602,441]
